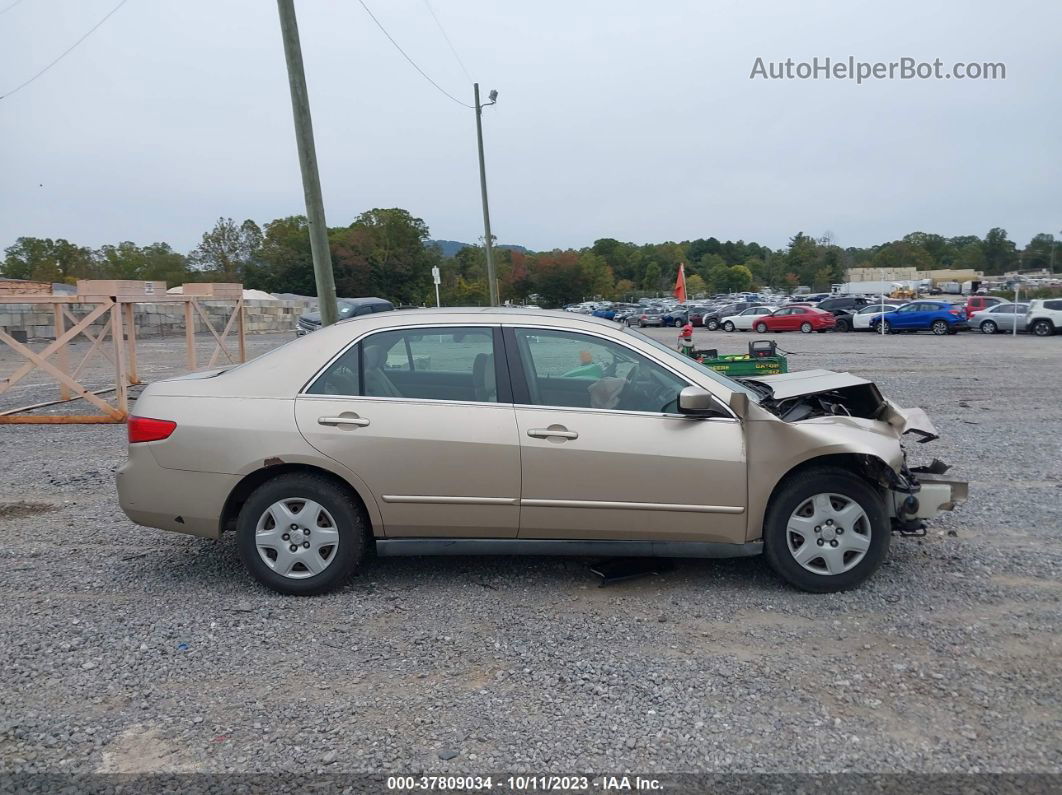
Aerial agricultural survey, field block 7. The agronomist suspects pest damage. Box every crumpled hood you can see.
[879,401,939,442]
[742,369,871,399]
[741,369,939,442]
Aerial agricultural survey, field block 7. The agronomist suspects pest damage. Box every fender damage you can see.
[738,369,968,535]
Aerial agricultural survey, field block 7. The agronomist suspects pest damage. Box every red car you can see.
[965,295,1002,318]
[754,306,837,333]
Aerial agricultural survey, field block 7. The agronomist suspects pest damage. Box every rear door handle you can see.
[318,416,370,427]
[527,427,578,440]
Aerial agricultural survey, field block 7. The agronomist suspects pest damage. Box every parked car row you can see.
[571,294,1062,338]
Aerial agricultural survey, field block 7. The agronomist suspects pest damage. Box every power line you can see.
[0,0,131,101]
[0,0,31,17]
[422,0,472,84]
[356,0,472,108]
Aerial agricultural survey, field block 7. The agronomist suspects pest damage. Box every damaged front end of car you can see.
[739,369,969,535]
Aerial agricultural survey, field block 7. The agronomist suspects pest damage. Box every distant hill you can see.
[428,239,529,258]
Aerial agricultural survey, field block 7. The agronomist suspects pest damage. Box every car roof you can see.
[338,296,392,306]
[332,306,622,329]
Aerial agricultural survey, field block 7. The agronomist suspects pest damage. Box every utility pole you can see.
[277,0,338,326]
[474,83,499,306]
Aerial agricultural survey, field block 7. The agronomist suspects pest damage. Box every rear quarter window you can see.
[1044,300,1062,311]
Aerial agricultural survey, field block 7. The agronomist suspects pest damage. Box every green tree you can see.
[685,273,708,297]
[1022,233,1057,271]
[641,261,662,292]
[255,216,314,294]
[725,264,753,292]
[344,208,437,305]
[2,237,93,282]
[872,241,934,272]
[953,242,986,272]
[579,251,614,299]
[189,218,262,281]
[982,228,1018,275]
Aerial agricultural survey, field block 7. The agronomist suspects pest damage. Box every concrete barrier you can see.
[0,299,305,340]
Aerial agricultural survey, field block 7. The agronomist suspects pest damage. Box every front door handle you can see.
[527,426,578,440]
[318,415,370,427]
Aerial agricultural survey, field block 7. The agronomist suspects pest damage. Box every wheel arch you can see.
[219,462,381,538]
[751,452,896,542]
[1031,317,1055,333]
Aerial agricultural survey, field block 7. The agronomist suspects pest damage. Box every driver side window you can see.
[513,328,688,413]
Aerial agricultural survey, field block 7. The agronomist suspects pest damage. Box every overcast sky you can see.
[1,0,1059,255]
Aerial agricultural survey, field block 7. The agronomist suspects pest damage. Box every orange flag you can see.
[673,263,687,302]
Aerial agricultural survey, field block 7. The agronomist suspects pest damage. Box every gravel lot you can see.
[1,325,1060,778]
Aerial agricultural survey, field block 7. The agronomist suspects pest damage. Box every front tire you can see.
[236,472,368,595]
[763,468,890,593]
[800,322,813,333]
[754,322,768,333]
[723,321,735,332]
[835,318,851,332]
[980,320,997,334]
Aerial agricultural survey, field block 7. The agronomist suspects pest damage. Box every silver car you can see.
[117,309,965,595]
[971,303,1029,334]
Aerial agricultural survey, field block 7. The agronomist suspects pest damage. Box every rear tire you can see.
[236,472,369,596]
[706,319,720,331]
[763,468,890,593]
[800,322,813,333]
[1031,319,1054,337]
[835,318,851,332]
[931,319,949,335]
[980,320,997,334]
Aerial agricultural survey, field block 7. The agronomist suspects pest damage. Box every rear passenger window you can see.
[306,344,360,396]
[1045,300,1062,311]
[308,327,500,402]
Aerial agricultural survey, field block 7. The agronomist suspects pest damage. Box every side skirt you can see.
[375,538,763,559]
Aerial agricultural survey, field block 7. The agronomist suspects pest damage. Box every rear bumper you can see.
[116,444,238,539]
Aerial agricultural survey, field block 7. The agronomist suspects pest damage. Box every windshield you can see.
[622,326,761,400]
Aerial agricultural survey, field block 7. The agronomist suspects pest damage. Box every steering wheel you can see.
[620,364,671,412]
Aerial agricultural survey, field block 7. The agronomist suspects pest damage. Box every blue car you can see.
[870,300,969,335]
[591,307,617,320]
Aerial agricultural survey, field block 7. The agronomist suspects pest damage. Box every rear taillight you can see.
[128,416,177,444]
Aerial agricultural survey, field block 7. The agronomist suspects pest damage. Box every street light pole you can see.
[277,0,338,327]
[474,83,499,306]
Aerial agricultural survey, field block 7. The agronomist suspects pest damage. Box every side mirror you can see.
[678,386,719,416]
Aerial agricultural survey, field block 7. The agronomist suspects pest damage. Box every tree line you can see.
[3,210,1058,308]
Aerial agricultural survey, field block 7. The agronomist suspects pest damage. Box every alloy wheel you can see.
[932,320,949,335]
